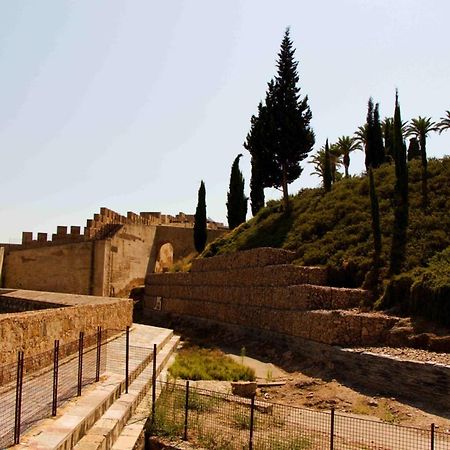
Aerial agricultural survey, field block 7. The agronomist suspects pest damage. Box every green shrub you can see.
[168,346,255,381]
[202,158,450,291]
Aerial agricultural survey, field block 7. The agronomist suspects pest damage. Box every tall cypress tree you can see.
[382,117,394,159]
[226,154,248,229]
[365,99,385,169]
[365,99,375,169]
[369,167,382,267]
[245,29,314,212]
[373,103,385,166]
[389,91,409,275]
[244,101,273,215]
[407,138,420,161]
[323,139,332,192]
[364,167,382,296]
[193,181,207,253]
[270,29,315,209]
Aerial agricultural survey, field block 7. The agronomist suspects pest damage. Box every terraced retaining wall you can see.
[144,248,392,347]
[144,248,450,411]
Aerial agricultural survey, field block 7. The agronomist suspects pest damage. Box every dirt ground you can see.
[168,332,450,435]
[256,371,450,432]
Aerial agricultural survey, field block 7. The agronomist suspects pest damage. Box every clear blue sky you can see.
[1,0,449,242]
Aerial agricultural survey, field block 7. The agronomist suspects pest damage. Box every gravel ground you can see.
[350,346,450,365]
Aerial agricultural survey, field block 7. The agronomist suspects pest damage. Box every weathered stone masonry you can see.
[0,289,133,368]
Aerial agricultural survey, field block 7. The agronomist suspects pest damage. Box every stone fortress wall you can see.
[0,208,226,297]
[0,289,132,369]
[144,248,450,410]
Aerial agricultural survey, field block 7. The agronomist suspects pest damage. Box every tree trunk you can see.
[282,166,290,211]
[420,136,428,209]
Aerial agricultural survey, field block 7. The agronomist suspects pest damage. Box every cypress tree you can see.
[270,29,315,209]
[407,138,420,161]
[364,99,375,170]
[244,101,272,215]
[193,181,207,253]
[245,29,314,211]
[226,154,248,229]
[389,91,409,276]
[364,167,382,296]
[369,167,382,267]
[373,103,385,166]
[323,140,332,192]
[365,99,385,169]
[383,117,394,159]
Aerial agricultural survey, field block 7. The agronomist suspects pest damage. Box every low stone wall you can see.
[145,283,364,312]
[147,264,328,287]
[191,248,296,272]
[148,313,450,412]
[145,296,394,346]
[0,289,133,368]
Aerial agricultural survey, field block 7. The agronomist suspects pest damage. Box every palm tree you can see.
[354,124,368,153]
[335,136,361,178]
[437,110,450,134]
[310,144,342,186]
[405,116,437,208]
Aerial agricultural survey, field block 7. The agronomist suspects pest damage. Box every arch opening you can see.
[154,242,174,273]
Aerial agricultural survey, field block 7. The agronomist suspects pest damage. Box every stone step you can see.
[74,335,180,450]
[15,324,174,450]
[111,353,178,450]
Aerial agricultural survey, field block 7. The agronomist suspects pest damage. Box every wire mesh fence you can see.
[0,327,119,448]
[150,380,450,450]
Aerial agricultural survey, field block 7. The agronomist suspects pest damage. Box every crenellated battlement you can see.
[19,207,226,247]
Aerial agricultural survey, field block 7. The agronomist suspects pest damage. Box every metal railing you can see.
[150,380,450,450]
[0,326,142,448]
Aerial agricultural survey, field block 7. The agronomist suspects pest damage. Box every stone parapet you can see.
[191,248,296,272]
[147,264,328,287]
[0,289,132,367]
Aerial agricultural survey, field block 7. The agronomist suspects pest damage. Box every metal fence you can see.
[0,327,136,448]
[150,380,450,450]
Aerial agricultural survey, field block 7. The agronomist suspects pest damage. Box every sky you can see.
[0,0,449,242]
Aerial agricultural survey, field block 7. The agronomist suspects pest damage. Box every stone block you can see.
[57,226,67,236]
[71,226,81,236]
[37,232,48,242]
[22,232,33,243]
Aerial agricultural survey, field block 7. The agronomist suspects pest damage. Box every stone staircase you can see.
[15,324,179,450]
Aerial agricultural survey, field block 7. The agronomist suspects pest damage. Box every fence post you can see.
[183,380,190,440]
[95,326,102,382]
[249,395,255,450]
[330,408,335,450]
[14,350,24,445]
[52,340,60,416]
[151,343,157,426]
[77,331,84,396]
[431,423,435,450]
[125,326,130,393]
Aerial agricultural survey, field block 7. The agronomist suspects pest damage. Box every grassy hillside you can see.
[203,157,450,292]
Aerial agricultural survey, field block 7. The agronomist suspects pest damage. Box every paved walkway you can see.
[0,324,171,449]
